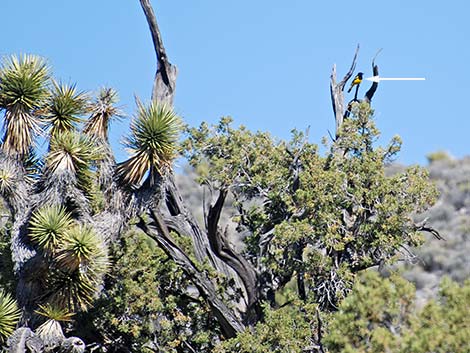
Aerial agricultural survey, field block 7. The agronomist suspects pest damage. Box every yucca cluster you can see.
[0,54,182,343]
[29,205,108,310]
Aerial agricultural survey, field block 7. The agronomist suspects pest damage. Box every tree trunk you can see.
[158,174,257,317]
[137,0,258,334]
[138,209,246,337]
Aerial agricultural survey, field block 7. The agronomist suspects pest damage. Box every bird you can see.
[347,72,363,93]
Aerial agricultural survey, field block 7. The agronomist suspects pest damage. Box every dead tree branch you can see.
[138,209,246,338]
[332,46,382,128]
[138,1,259,330]
[330,44,359,137]
[364,49,382,103]
[139,0,178,105]
[206,189,258,310]
[162,175,258,318]
[415,218,444,240]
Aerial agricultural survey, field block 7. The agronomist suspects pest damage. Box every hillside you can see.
[403,154,470,299]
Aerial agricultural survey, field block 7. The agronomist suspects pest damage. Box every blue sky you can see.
[1,0,469,164]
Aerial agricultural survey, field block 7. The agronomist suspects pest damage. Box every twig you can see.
[316,306,326,353]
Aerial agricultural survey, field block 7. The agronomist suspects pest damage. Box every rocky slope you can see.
[403,154,470,299]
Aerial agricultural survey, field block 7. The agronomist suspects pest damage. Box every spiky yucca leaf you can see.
[0,289,21,342]
[46,131,102,191]
[23,147,43,183]
[35,319,64,348]
[0,158,27,205]
[2,107,41,158]
[35,304,73,347]
[43,81,87,137]
[35,303,74,322]
[0,54,50,110]
[0,54,50,156]
[83,87,123,141]
[56,224,109,275]
[0,167,15,195]
[115,100,181,187]
[46,270,96,312]
[47,225,108,312]
[29,205,73,252]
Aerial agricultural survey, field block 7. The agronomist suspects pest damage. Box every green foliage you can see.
[0,289,21,343]
[0,54,50,156]
[0,50,449,352]
[46,130,103,192]
[0,54,50,110]
[28,205,109,312]
[22,148,44,183]
[43,81,88,137]
[35,304,74,347]
[84,87,123,141]
[400,277,470,353]
[35,303,74,322]
[0,216,15,294]
[426,150,452,164]
[45,269,97,312]
[0,166,15,196]
[325,270,415,353]
[183,116,291,191]
[325,272,470,353]
[404,154,470,293]
[116,100,181,187]
[81,231,221,352]
[183,105,438,310]
[56,224,108,274]
[29,205,73,252]
[215,302,318,353]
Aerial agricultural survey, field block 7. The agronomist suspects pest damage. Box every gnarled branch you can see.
[139,0,178,106]
[333,47,382,126]
[330,44,359,137]
[415,218,444,240]
[138,209,245,338]
[364,49,382,103]
[206,189,258,309]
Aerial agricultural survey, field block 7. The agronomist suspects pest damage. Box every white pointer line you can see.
[365,76,426,83]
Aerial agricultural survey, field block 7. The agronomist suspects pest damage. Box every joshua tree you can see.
[0,48,185,350]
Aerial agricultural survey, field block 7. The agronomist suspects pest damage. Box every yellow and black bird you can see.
[347,72,363,93]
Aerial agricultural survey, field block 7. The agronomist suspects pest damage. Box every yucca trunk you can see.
[0,155,36,277]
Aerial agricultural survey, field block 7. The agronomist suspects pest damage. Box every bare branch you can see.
[330,45,360,137]
[162,174,258,318]
[327,129,336,142]
[364,49,382,103]
[206,189,258,309]
[372,48,383,64]
[316,306,326,353]
[206,189,226,241]
[415,224,444,240]
[161,175,222,272]
[138,209,246,337]
[339,45,360,89]
[139,0,178,106]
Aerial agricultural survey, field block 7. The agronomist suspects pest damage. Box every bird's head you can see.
[358,72,364,78]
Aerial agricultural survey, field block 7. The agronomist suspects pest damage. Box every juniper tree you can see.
[324,272,470,353]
